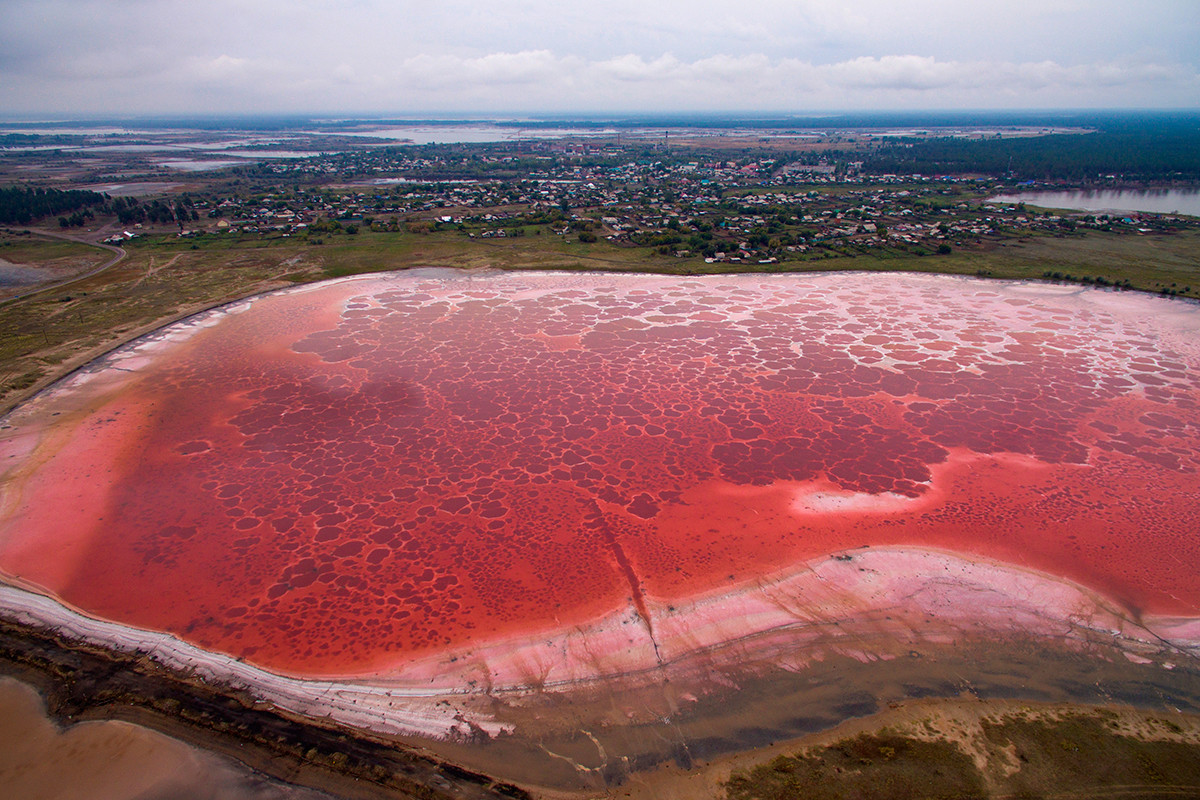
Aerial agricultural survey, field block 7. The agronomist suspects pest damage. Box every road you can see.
[1,228,127,305]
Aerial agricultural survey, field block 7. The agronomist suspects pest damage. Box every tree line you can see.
[109,196,200,226]
[0,186,107,225]
[861,124,1200,181]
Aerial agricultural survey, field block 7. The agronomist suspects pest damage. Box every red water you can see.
[1,273,1198,675]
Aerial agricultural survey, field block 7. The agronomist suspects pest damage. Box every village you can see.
[100,140,1194,269]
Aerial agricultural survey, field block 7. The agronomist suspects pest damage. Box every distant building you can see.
[781,163,836,176]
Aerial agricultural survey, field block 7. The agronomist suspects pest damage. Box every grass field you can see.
[0,232,104,266]
[0,235,323,409]
[2,224,1198,413]
[721,707,1200,800]
[0,232,110,303]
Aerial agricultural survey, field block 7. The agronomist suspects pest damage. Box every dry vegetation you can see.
[722,707,1200,800]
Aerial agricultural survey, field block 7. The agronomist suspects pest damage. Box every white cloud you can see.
[462,51,563,84]
[0,0,1196,114]
[596,54,685,83]
[4,50,1196,115]
[370,52,1198,112]
[822,56,962,91]
[331,64,357,84]
[192,55,251,81]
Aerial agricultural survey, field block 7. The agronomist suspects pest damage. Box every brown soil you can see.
[0,617,530,800]
[0,676,338,800]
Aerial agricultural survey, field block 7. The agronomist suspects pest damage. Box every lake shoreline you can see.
[0,614,530,800]
[3,539,1200,791]
[989,186,1200,216]
[3,608,1200,798]
[3,269,1200,796]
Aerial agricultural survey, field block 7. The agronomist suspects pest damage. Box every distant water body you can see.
[335,125,616,144]
[990,188,1200,217]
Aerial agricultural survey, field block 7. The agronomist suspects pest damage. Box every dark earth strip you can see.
[0,616,530,800]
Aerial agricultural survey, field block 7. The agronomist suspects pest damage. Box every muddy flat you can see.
[0,676,335,800]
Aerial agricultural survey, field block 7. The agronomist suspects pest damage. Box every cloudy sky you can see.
[2,0,1197,117]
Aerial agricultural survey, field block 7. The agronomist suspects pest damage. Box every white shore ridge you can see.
[3,544,1198,742]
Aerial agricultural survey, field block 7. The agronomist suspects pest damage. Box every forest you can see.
[0,186,106,226]
[861,115,1200,180]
